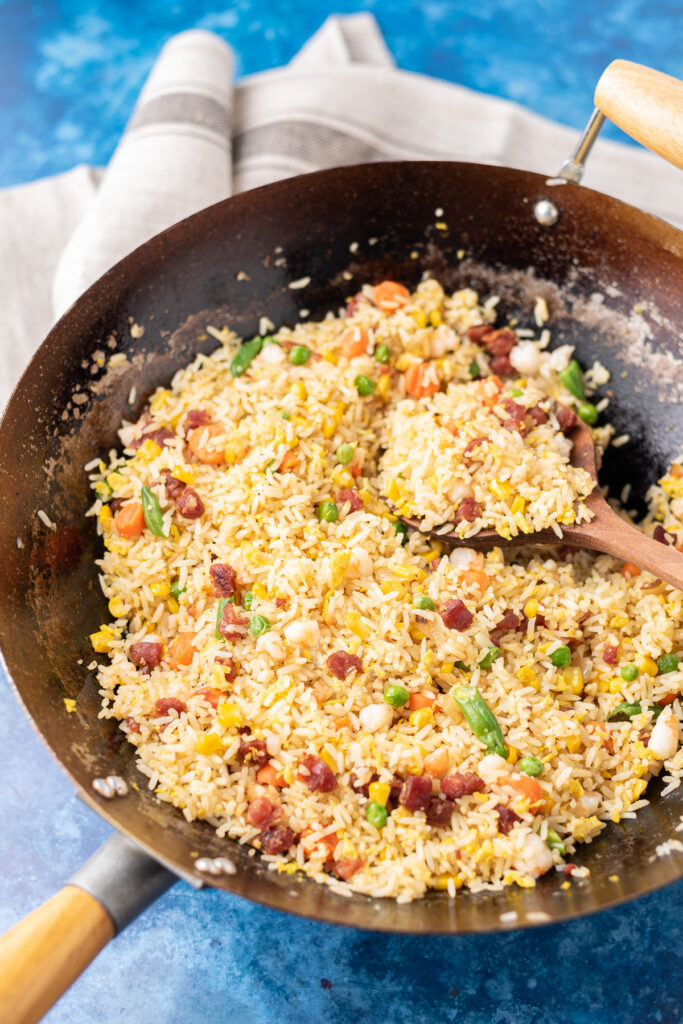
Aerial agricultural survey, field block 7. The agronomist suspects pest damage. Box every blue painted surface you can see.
[0,0,683,187]
[1,3,683,1022]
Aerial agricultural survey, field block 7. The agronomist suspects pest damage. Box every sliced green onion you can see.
[230,337,263,377]
[140,486,166,537]
[559,359,586,400]
[451,685,507,758]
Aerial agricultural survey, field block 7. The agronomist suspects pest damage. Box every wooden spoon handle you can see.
[574,504,683,590]
[594,60,683,171]
[0,886,115,1024]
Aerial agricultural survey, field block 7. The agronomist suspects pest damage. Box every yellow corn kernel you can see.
[379,581,404,598]
[409,626,426,643]
[562,666,584,695]
[506,745,519,764]
[608,678,623,694]
[252,582,268,600]
[504,872,536,889]
[63,698,76,714]
[331,467,354,489]
[429,308,443,327]
[369,782,391,807]
[376,374,391,402]
[104,539,130,555]
[166,596,180,614]
[98,505,113,527]
[321,346,338,364]
[557,509,576,525]
[523,599,538,620]
[636,655,658,677]
[395,353,419,372]
[392,564,424,581]
[108,596,126,618]
[631,779,647,801]
[150,389,171,412]
[106,471,126,491]
[410,309,427,329]
[137,439,162,462]
[172,466,195,485]
[217,703,244,728]
[150,580,171,599]
[566,735,582,754]
[472,790,488,803]
[422,545,443,562]
[345,610,370,640]
[611,809,621,823]
[197,732,223,755]
[294,381,307,401]
[516,664,540,690]
[89,625,120,653]
[489,479,514,501]
[440,661,455,674]
[511,495,526,515]
[430,874,463,891]
[319,748,337,772]
[515,379,527,389]
[386,477,405,502]
[568,779,584,798]
[94,481,112,501]
[409,708,434,730]
[609,614,629,629]
[224,438,247,464]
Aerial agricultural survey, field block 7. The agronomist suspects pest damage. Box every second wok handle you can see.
[0,833,176,1024]
[595,60,683,171]
[0,886,114,1024]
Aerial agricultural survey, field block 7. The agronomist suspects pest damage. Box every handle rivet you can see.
[534,199,560,226]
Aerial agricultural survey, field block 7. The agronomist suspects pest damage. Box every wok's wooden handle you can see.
[595,59,683,171]
[0,886,115,1024]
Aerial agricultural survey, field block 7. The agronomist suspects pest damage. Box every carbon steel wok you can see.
[0,60,682,1024]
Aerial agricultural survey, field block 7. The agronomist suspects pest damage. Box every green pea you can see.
[170,582,186,600]
[336,443,355,465]
[366,801,388,829]
[140,485,166,537]
[413,594,436,611]
[577,401,598,425]
[478,647,501,671]
[510,388,524,398]
[657,652,679,675]
[549,645,571,668]
[518,755,544,777]
[384,685,410,708]
[374,343,391,364]
[620,663,639,682]
[546,829,566,855]
[230,336,263,377]
[289,345,311,365]
[243,591,255,610]
[354,375,376,396]
[317,501,339,523]
[249,614,271,637]
[394,521,408,544]
[468,360,481,379]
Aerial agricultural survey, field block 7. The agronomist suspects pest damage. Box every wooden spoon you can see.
[399,419,683,591]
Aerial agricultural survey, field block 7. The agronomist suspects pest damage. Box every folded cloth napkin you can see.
[1,13,681,407]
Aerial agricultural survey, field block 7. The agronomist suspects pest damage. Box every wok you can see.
[0,60,682,1023]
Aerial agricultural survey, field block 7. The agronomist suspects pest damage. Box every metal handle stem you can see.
[557,108,606,183]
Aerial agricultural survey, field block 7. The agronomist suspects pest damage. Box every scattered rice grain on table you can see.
[87,277,683,902]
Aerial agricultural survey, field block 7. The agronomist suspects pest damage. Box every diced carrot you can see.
[459,569,490,592]
[586,721,614,753]
[300,828,339,861]
[256,763,288,787]
[505,774,544,811]
[444,420,459,437]
[372,281,409,311]
[114,501,145,538]
[404,361,443,399]
[340,326,371,359]
[480,375,503,408]
[168,632,197,669]
[621,562,641,578]
[194,687,225,709]
[333,715,351,731]
[408,691,437,711]
[423,748,449,778]
[278,450,300,472]
[188,423,226,464]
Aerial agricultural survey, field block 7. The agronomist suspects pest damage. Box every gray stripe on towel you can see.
[129,92,230,136]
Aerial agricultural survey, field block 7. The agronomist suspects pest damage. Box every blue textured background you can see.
[1,3,682,1022]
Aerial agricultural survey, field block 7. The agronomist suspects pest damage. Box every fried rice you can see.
[86,276,683,902]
